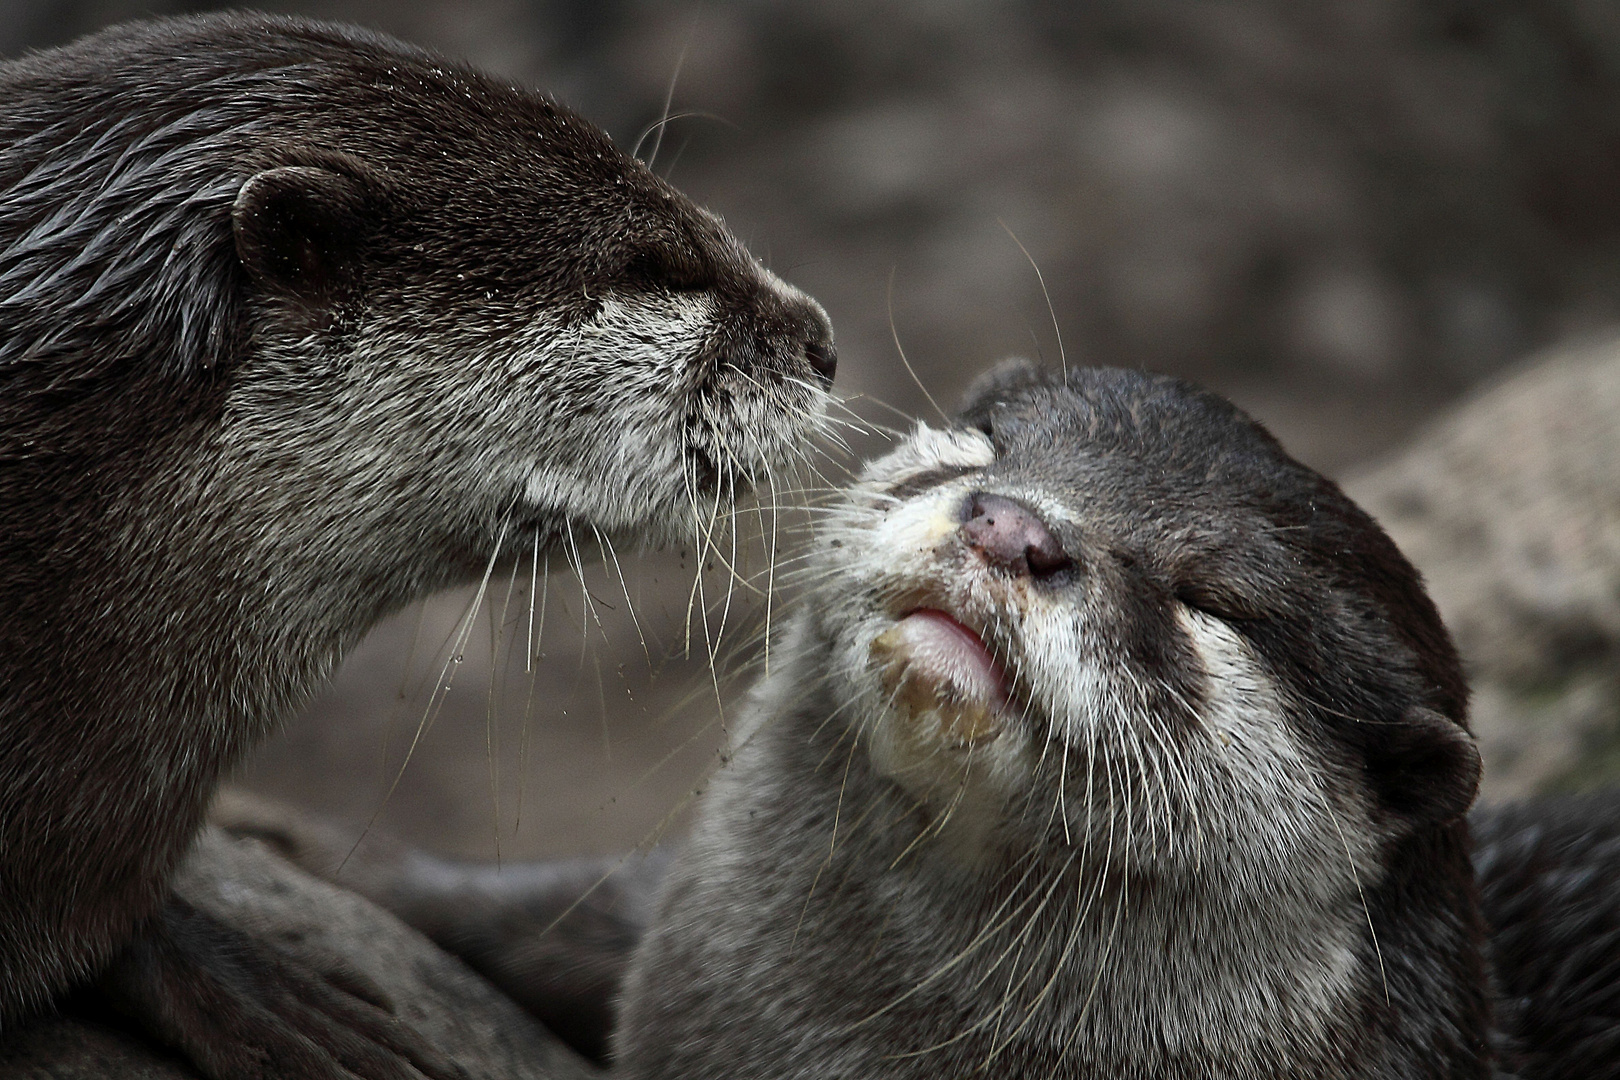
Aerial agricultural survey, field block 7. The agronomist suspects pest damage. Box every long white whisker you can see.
[997,217,1067,376]
[886,266,948,424]
[346,509,512,871]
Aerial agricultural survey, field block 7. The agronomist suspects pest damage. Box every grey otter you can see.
[603,361,1606,1078]
[223,363,1620,1076]
[0,12,832,1080]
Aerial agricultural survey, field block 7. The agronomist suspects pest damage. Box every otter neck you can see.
[773,661,1494,1077]
[1,410,502,919]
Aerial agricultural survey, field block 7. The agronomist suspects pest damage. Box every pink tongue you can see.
[893,609,1010,707]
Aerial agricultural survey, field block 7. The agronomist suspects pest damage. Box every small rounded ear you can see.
[957,357,1053,442]
[958,356,1046,416]
[1371,705,1482,827]
[232,162,378,305]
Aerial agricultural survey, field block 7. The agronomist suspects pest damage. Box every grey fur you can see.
[616,363,1492,1078]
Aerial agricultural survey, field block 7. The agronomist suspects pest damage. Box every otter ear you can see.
[958,357,1052,440]
[1372,705,1482,827]
[233,162,378,305]
[958,356,1046,416]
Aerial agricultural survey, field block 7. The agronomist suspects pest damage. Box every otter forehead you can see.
[959,367,1316,555]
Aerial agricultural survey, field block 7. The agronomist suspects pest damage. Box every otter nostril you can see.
[960,492,1073,579]
[805,339,837,385]
[1024,533,1072,577]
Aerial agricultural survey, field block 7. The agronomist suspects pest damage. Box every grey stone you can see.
[1348,334,1620,800]
[0,829,599,1080]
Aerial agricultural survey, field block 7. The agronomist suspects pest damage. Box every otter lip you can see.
[869,608,1012,745]
[900,609,1011,703]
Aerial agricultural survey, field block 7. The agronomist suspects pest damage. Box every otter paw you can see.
[97,895,470,1080]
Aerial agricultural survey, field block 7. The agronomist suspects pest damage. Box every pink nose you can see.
[960,493,1072,578]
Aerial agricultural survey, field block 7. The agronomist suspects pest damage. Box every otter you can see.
[206,361,1620,1076]
[0,12,833,1080]
[599,361,1614,1078]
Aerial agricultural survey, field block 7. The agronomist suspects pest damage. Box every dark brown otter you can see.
[0,12,833,1080]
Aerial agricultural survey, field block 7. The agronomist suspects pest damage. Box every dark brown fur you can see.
[0,12,832,1078]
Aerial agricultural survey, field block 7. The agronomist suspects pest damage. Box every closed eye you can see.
[1175,582,1262,622]
[626,249,716,293]
[886,464,981,501]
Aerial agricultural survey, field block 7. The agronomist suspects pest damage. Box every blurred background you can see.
[10,0,1620,861]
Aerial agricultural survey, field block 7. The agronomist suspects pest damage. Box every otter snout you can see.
[776,290,835,387]
[960,492,1072,578]
[805,337,837,385]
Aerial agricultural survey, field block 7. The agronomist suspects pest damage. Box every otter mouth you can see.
[869,608,1013,746]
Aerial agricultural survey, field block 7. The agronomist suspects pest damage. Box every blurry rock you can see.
[0,829,598,1080]
[1348,334,1620,799]
[211,790,662,1065]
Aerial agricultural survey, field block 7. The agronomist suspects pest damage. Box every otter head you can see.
[0,15,835,715]
[618,360,1492,1076]
[812,360,1479,894]
[219,40,833,586]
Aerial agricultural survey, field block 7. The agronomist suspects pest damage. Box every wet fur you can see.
[0,11,831,1030]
